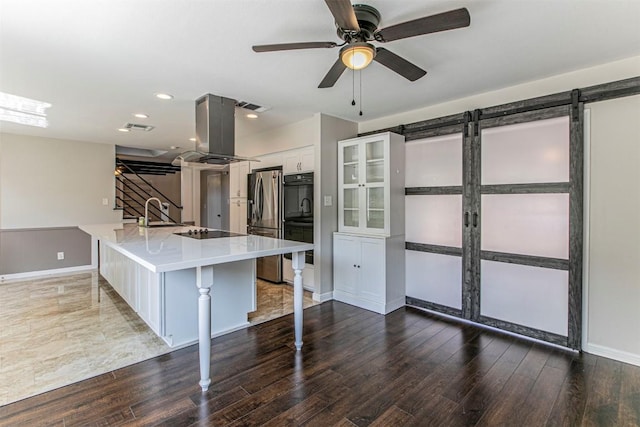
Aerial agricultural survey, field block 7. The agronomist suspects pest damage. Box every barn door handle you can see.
[473,213,478,227]
[464,212,469,227]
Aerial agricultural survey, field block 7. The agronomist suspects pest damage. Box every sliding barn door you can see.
[404,104,583,349]
[405,131,464,316]
[475,111,574,345]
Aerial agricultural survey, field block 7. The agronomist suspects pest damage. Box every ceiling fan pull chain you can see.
[351,67,356,106]
[359,69,363,116]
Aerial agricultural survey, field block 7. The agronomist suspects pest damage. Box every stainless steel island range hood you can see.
[172,94,256,166]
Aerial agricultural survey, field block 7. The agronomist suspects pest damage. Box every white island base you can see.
[81,223,312,392]
[100,243,256,348]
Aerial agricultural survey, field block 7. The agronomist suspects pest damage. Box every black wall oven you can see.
[283,172,313,265]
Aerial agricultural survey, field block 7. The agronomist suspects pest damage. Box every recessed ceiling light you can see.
[134,113,149,119]
[246,113,258,119]
[155,93,173,100]
[117,128,130,132]
[189,137,196,142]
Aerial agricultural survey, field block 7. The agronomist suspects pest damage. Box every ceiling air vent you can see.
[235,100,270,113]
[123,122,155,132]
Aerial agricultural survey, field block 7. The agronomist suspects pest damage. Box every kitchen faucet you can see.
[300,198,311,215]
[144,197,162,227]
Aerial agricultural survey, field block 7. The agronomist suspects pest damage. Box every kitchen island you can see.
[80,223,313,391]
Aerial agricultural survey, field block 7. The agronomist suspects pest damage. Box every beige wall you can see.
[0,133,120,277]
[0,133,120,228]
[0,134,3,227]
[585,95,640,365]
[235,116,318,157]
[358,55,640,364]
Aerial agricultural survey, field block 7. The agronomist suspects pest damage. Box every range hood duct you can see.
[172,94,256,166]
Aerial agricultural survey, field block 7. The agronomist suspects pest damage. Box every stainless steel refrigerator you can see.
[247,167,283,282]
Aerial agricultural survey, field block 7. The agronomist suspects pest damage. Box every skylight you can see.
[0,92,52,128]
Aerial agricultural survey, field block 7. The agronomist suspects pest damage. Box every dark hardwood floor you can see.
[1,301,639,426]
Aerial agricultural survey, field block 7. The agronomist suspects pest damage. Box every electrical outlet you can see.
[102,198,108,205]
[57,252,64,260]
[323,195,332,207]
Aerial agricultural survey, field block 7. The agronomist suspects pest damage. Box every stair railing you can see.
[114,159,183,224]
[116,159,183,210]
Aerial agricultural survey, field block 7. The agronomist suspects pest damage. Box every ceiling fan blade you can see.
[252,41,337,52]
[318,58,347,88]
[374,48,427,82]
[324,0,360,31]
[375,8,470,42]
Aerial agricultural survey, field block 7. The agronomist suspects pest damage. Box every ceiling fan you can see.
[252,0,471,88]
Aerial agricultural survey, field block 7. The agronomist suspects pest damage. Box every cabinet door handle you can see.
[464,212,469,227]
[357,265,360,268]
[353,264,357,267]
[473,212,478,227]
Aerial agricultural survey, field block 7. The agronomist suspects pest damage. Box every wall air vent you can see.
[123,123,155,132]
[235,100,270,113]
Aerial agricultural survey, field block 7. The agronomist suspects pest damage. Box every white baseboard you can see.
[0,265,95,283]
[332,290,403,315]
[313,291,334,303]
[584,343,640,367]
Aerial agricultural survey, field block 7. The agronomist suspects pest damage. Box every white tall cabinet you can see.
[229,161,249,234]
[333,132,405,314]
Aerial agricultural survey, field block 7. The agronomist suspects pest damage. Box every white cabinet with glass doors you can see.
[338,132,405,237]
[334,132,405,314]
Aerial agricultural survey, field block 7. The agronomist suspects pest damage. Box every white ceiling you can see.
[1,0,639,156]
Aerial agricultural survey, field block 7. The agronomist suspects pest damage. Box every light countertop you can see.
[80,223,314,273]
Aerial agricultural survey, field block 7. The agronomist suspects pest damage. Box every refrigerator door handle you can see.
[258,175,264,220]
[254,174,263,222]
[251,176,257,223]
[273,172,280,233]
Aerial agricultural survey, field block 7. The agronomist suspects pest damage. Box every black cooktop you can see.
[174,229,246,240]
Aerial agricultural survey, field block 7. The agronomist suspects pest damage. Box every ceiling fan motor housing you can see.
[336,4,381,42]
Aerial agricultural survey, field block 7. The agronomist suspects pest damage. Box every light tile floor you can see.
[0,271,317,406]
[248,280,319,324]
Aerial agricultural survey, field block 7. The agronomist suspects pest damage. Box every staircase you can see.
[114,158,183,223]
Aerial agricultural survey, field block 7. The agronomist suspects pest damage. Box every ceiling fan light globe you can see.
[340,43,375,70]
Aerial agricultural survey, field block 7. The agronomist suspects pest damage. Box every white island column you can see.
[196,265,214,391]
[292,251,305,350]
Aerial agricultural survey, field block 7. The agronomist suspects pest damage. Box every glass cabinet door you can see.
[342,143,359,185]
[339,135,390,235]
[364,139,384,184]
[343,188,359,228]
[363,138,386,232]
[366,186,384,230]
[340,142,361,231]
